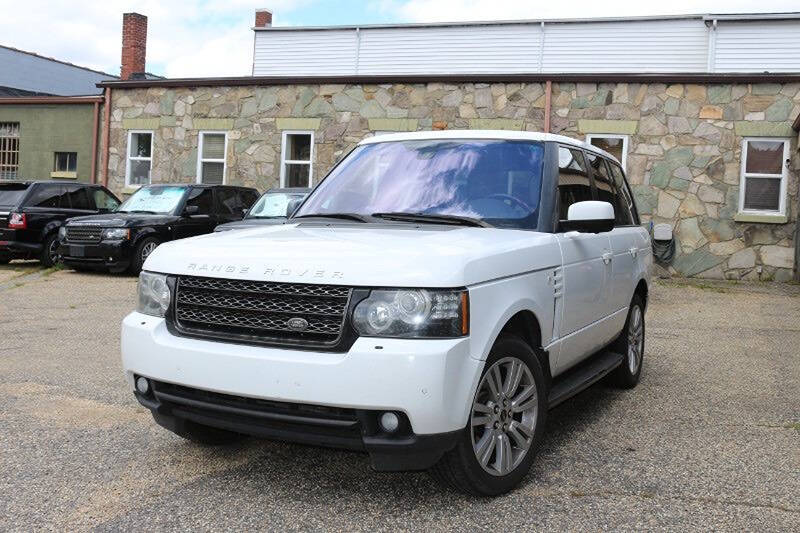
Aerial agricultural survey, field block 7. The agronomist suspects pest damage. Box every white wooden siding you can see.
[541,20,708,73]
[358,25,541,74]
[252,17,800,76]
[253,30,356,76]
[714,20,800,72]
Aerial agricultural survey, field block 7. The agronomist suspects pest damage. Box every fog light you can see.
[136,376,150,394]
[380,412,400,433]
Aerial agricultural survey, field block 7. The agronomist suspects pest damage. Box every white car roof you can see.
[359,129,620,166]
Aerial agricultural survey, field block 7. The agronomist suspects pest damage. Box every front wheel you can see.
[129,237,159,274]
[40,234,60,267]
[430,335,547,496]
[609,294,645,389]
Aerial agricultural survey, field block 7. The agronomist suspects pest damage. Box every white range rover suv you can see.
[123,131,651,496]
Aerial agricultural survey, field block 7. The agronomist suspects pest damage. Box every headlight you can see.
[136,271,171,317]
[352,289,468,338]
[102,228,130,240]
[58,226,66,239]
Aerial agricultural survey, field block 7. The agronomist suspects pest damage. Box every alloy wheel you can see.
[141,241,157,262]
[470,356,538,476]
[627,305,644,374]
[48,239,60,264]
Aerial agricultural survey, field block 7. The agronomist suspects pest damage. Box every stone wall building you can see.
[97,11,800,281]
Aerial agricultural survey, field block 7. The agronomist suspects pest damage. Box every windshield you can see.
[0,184,29,206]
[247,192,306,218]
[117,186,187,214]
[295,139,544,229]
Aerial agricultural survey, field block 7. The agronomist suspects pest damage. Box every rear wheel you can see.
[610,294,645,388]
[430,335,547,496]
[129,237,159,274]
[40,234,60,267]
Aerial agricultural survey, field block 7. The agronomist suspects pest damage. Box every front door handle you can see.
[602,251,613,264]
[629,247,638,258]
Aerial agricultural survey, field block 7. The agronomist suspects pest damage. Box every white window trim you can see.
[196,131,228,185]
[125,130,153,188]
[585,133,628,172]
[280,130,314,187]
[738,137,790,217]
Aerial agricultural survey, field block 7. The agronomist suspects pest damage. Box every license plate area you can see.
[69,245,85,257]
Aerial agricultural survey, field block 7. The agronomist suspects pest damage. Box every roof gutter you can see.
[0,96,104,104]
[98,72,800,90]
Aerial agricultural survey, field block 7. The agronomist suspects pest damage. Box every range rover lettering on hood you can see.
[186,263,344,280]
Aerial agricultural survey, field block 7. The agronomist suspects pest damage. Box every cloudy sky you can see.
[0,0,797,78]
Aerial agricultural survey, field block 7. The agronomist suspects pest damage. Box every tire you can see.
[152,413,244,446]
[40,234,60,267]
[129,237,159,274]
[430,335,547,496]
[609,294,646,389]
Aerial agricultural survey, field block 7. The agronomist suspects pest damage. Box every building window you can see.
[0,122,20,181]
[280,131,313,187]
[586,134,628,171]
[126,131,153,187]
[739,138,789,216]
[197,132,227,185]
[52,152,77,179]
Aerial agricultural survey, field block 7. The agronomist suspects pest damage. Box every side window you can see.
[65,185,91,210]
[27,185,65,208]
[557,146,593,221]
[608,163,636,225]
[185,187,214,214]
[586,152,627,226]
[215,188,240,216]
[93,188,120,211]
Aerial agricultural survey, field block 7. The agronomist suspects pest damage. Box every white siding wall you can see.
[358,25,541,74]
[714,20,800,72]
[541,20,708,73]
[253,30,356,76]
[252,18,800,76]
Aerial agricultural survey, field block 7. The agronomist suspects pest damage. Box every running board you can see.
[548,351,624,408]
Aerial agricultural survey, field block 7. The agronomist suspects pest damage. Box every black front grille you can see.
[66,226,102,243]
[172,275,353,348]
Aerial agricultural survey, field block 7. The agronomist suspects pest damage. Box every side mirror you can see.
[183,205,199,216]
[559,201,615,233]
[286,198,303,217]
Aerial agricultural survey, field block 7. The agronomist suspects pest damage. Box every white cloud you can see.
[391,0,800,22]
[0,0,310,78]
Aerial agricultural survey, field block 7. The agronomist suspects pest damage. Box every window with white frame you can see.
[126,131,153,187]
[0,122,20,180]
[586,134,628,172]
[197,132,227,184]
[739,138,789,216]
[280,131,313,187]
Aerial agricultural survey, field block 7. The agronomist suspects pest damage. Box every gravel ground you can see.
[1,264,798,531]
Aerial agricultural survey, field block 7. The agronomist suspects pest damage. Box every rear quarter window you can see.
[26,185,68,208]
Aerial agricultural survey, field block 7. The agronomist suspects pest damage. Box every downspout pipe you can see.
[102,87,111,188]
[90,101,99,184]
[543,80,552,133]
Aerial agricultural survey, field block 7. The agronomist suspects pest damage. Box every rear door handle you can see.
[602,252,612,264]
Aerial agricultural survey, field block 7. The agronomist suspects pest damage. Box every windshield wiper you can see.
[372,212,492,228]
[293,213,370,223]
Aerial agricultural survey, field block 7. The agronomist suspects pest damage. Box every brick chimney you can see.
[121,13,147,80]
[255,8,273,27]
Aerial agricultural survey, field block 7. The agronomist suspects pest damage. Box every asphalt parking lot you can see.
[1,263,798,531]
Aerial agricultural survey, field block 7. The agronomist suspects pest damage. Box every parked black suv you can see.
[59,184,259,274]
[214,187,310,232]
[0,181,121,266]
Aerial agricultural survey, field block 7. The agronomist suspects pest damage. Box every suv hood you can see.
[144,222,560,287]
[67,212,180,228]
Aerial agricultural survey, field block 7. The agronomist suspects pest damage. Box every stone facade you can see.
[106,81,800,280]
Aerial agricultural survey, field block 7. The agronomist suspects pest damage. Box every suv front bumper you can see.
[59,239,133,272]
[122,312,482,470]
